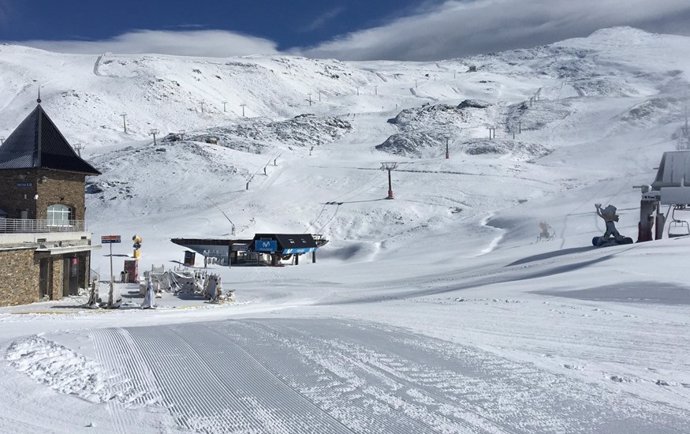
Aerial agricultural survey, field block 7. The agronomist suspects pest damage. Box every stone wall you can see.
[0,169,86,220]
[51,255,64,300]
[0,248,40,306]
[36,169,87,221]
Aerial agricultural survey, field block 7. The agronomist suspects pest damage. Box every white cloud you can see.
[4,1,690,61]
[303,6,346,32]
[13,29,279,57]
[301,0,690,60]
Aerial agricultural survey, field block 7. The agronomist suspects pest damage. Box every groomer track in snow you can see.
[83,319,690,433]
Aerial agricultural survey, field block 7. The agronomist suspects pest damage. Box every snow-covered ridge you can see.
[1,27,687,147]
[167,114,352,154]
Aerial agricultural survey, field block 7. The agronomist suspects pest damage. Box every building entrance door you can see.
[39,258,50,299]
[63,256,80,296]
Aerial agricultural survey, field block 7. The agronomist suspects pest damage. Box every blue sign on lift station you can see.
[254,240,278,252]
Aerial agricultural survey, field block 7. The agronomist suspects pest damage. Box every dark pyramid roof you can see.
[0,105,100,175]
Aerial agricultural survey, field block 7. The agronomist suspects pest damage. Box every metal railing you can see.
[0,218,86,233]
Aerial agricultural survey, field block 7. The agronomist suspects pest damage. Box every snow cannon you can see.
[593,203,633,247]
[132,234,142,259]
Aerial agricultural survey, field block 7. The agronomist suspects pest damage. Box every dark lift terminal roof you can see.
[0,104,100,175]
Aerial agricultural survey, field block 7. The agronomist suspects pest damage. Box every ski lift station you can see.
[638,150,690,241]
[171,233,327,267]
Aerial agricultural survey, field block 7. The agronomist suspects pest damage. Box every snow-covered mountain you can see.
[2,27,690,432]
[0,25,688,264]
[2,27,689,254]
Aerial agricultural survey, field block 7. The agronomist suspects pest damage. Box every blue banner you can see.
[283,247,316,254]
[255,240,278,252]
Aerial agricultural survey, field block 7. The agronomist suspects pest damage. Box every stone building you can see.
[0,103,100,306]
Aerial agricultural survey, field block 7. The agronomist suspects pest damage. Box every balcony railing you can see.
[0,218,86,233]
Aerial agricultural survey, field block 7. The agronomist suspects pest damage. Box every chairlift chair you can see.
[668,206,690,238]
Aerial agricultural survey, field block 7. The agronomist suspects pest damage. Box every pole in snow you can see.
[149,129,159,146]
[73,143,84,157]
[108,242,113,305]
[380,162,398,199]
[240,103,246,117]
[445,138,450,159]
[120,113,127,133]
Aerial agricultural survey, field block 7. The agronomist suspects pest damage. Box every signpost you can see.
[101,235,121,307]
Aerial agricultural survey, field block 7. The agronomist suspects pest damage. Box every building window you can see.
[47,204,73,226]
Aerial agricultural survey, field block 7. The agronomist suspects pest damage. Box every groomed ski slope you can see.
[1,27,690,433]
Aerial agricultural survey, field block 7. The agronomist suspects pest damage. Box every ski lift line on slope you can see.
[334,171,382,204]
[305,171,380,233]
[307,202,330,232]
[205,195,236,236]
[246,153,282,182]
[316,203,342,234]
[353,166,554,186]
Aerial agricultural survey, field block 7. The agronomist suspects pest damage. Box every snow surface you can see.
[1,27,690,433]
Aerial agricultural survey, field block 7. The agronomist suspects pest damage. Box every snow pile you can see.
[377,100,549,160]
[505,99,573,132]
[6,335,126,403]
[619,96,685,127]
[462,138,551,159]
[387,102,473,127]
[376,131,448,157]
[377,101,492,157]
[170,113,353,154]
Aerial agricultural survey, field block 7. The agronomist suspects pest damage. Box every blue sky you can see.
[0,0,416,50]
[1,0,689,60]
